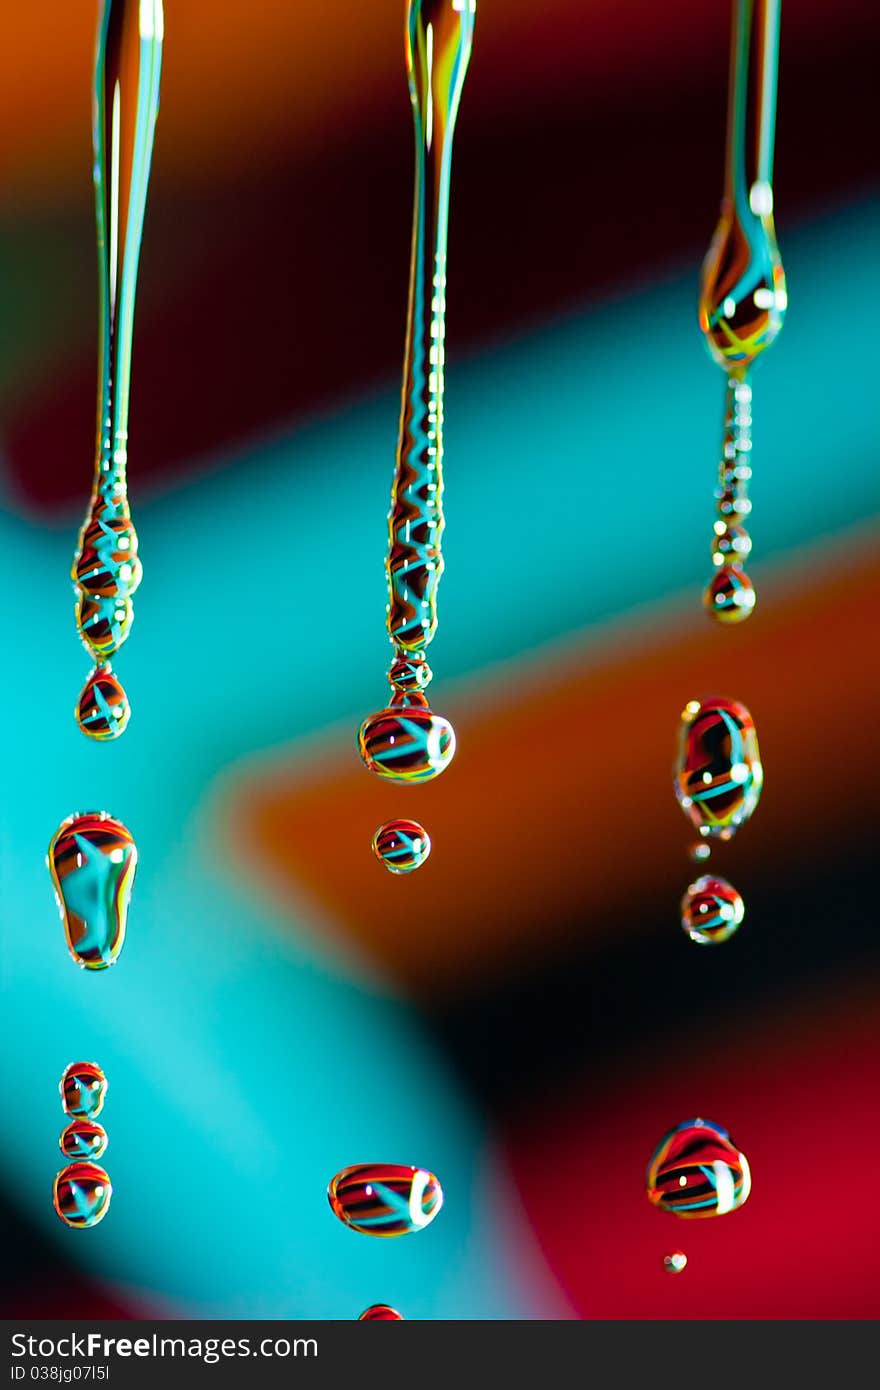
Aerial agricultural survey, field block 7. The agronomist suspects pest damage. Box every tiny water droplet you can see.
[647,1119,751,1218]
[681,875,744,945]
[358,1305,404,1321]
[388,654,433,696]
[358,707,456,783]
[59,1120,108,1161]
[53,1162,112,1228]
[76,665,131,740]
[703,565,756,623]
[674,697,762,840]
[328,1164,444,1236]
[60,1062,107,1119]
[372,820,431,874]
[48,812,137,969]
[711,523,752,567]
[688,841,712,863]
[663,1251,688,1273]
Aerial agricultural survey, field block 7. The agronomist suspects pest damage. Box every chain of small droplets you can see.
[711,372,753,568]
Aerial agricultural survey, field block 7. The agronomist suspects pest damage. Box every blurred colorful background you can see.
[1,0,878,1319]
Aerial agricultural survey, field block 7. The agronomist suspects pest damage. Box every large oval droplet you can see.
[76,665,131,740]
[53,1162,112,1228]
[328,1163,444,1236]
[358,707,456,783]
[358,1305,404,1321]
[60,1062,108,1118]
[646,1118,751,1218]
[59,1120,108,1161]
[73,512,142,598]
[674,697,762,840]
[48,812,137,969]
[372,820,432,874]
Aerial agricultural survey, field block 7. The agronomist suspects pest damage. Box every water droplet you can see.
[711,523,752,567]
[76,665,131,740]
[688,841,711,863]
[663,1251,688,1273]
[388,655,433,696]
[75,592,135,661]
[681,875,744,945]
[647,1118,751,1218]
[48,813,137,969]
[53,1162,112,1228]
[358,707,456,783]
[328,1163,444,1236]
[59,1120,108,1161]
[73,512,142,598]
[674,697,762,840]
[60,1063,107,1119]
[372,820,432,874]
[703,565,756,623]
[358,1305,404,1321]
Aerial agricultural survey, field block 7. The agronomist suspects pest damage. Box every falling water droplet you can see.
[358,707,456,783]
[674,697,762,840]
[59,1120,108,1162]
[358,1305,404,1321]
[53,1162,113,1228]
[76,665,131,740]
[372,820,432,874]
[703,565,756,623]
[647,1118,751,1218]
[60,1063,108,1119]
[663,1251,688,1274]
[75,593,135,662]
[328,1163,444,1236]
[688,841,711,863]
[388,654,433,697]
[48,812,137,969]
[711,523,752,567]
[681,875,744,945]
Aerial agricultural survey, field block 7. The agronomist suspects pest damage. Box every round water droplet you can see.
[358,1305,404,1321]
[703,565,756,623]
[328,1163,444,1236]
[388,654,432,695]
[75,592,134,661]
[372,820,431,874]
[60,1062,108,1119]
[647,1118,751,1218]
[663,1251,688,1274]
[73,513,142,597]
[681,875,744,945]
[688,841,711,863]
[674,697,762,840]
[53,1162,112,1228]
[711,524,752,568]
[48,812,137,969]
[59,1120,108,1161]
[76,665,131,740]
[358,707,456,783]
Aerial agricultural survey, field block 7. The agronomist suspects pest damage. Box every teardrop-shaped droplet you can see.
[48,813,137,969]
[59,1120,108,1162]
[358,707,456,783]
[358,1305,404,1321]
[53,1162,113,1228]
[75,592,135,661]
[60,1062,108,1119]
[681,875,744,945]
[674,697,763,840]
[703,565,756,623]
[663,1251,688,1273]
[647,1118,751,1218]
[328,1163,444,1236]
[372,820,432,874]
[699,214,787,370]
[76,665,131,740]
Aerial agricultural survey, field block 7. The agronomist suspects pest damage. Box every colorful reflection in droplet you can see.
[53,1162,113,1229]
[328,1163,444,1236]
[358,706,456,783]
[60,1062,108,1119]
[59,1120,108,1162]
[663,1250,688,1274]
[674,697,762,840]
[48,812,137,969]
[358,1305,404,1321]
[681,874,744,945]
[76,665,131,740]
[647,1118,751,1218]
[372,820,432,874]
